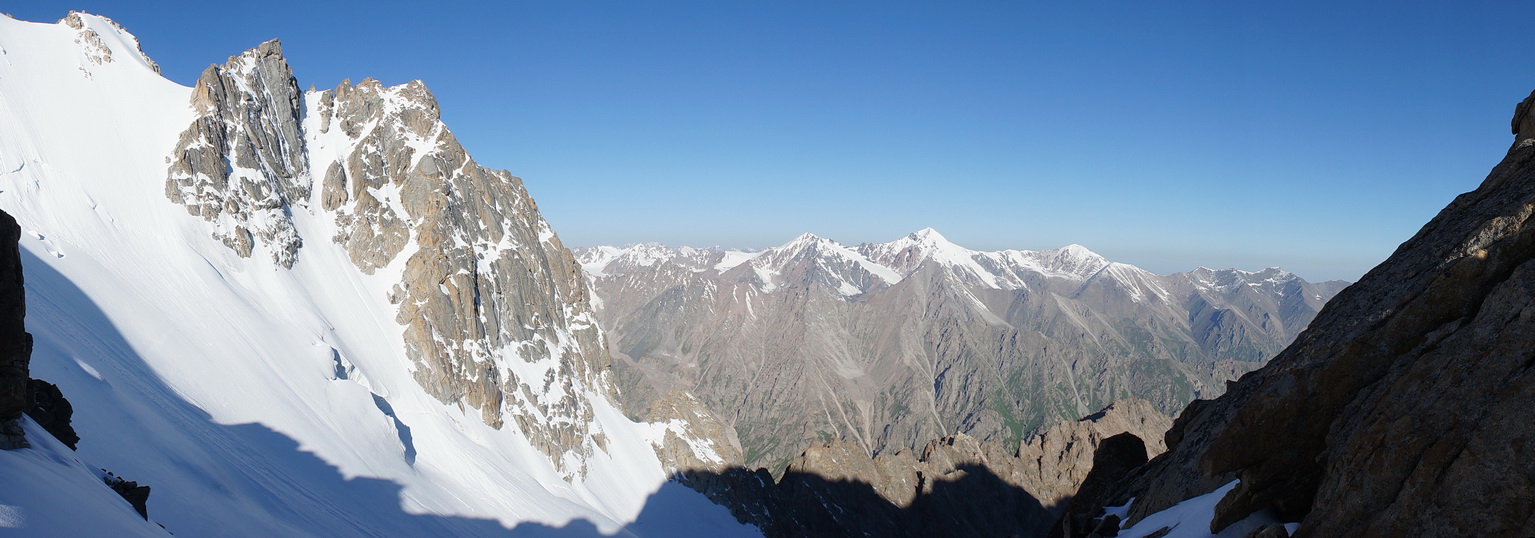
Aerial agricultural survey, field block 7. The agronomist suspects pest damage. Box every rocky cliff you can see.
[1063,89,1535,536]
[162,40,621,475]
[0,209,30,449]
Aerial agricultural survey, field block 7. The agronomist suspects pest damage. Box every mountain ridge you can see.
[575,229,1348,472]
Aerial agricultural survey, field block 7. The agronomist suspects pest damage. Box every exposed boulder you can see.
[26,378,78,450]
[103,470,151,520]
[1108,88,1535,536]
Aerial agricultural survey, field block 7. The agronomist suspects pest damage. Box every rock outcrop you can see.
[102,470,151,520]
[166,40,306,267]
[26,379,78,450]
[642,390,742,472]
[685,398,1171,537]
[0,209,29,449]
[1080,89,1535,536]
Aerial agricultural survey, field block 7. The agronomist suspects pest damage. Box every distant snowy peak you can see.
[56,12,161,74]
[859,227,974,272]
[574,243,759,277]
[1187,266,1302,293]
[577,229,1333,306]
[744,232,903,296]
[579,229,1132,296]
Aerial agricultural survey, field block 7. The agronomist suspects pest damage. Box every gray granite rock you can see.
[309,77,613,475]
[165,40,306,267]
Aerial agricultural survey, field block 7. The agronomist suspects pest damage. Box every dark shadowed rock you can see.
[0,209,30,449]
[26,378,78,450]
[1241,523,1291,538]
[1049,433,1148,538]
[685,398,1171,538]
[103,470,150,520]
[1111,88,1535,536]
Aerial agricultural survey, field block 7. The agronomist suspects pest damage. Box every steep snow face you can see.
[0,12,753,537]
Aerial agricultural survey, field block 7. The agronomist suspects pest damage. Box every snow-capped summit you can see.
[742,232,903,296]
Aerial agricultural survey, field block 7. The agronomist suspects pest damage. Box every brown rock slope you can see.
[1098,89,1535,536]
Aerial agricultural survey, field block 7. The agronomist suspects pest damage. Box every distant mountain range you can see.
[576,228,1350,471]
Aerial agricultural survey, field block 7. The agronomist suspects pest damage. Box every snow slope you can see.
[0,12,754,537]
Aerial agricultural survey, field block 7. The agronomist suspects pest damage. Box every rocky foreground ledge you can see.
[682,398,1171,537]
[1055,88,1535,537]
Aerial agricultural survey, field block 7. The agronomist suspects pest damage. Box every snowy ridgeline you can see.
[0,12,755,537]
[577,227,1327,302]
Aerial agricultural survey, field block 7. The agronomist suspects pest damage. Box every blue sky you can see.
[9,2,1531,281]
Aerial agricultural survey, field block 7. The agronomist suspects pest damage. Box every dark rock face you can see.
[1050,433,1148,538]
[681,464,1047,538]
[0,209,31,449]
[1107,90,1535,536]
[103,470,151,520]
[26,378,78,450]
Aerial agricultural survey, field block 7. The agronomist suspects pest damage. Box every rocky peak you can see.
[166,38,307,267]
[159,39,632,476]
[308,76,615,476]
[57,12,160,73]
